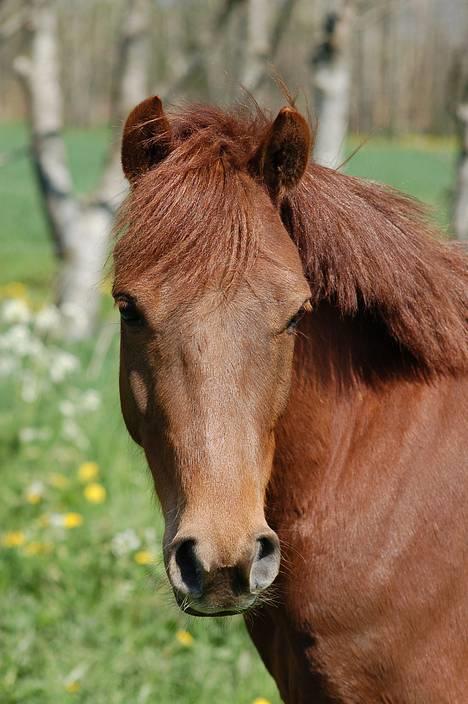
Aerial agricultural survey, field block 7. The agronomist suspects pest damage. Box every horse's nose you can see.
[167,532,280,608]
[170,538,204,598]
[249,532,281,592]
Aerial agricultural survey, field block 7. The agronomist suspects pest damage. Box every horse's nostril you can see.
[250,533,281,593]
[173,539,203,597]
[257,535,278,560]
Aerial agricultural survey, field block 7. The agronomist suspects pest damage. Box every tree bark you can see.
[163,0,244,103]
[454,103,468,241]
[311,1,355,168]
[241,0,298,95]
[15,0,150,339]
[242,0,270,92]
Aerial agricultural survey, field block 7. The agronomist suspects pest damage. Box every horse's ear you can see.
[250,107,311,203]
[121,96,172,183]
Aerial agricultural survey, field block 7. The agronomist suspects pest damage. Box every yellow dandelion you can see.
[63,513,83,528]
[65,681,81,694]
[0,281,28,300]
[134,550,153,565]
[78,461,99,483]
[26,491,42,504]
[83,482,106,503]
[252,699,272,704]
[23,541,51,556]
[2,531,26,548]
[48,473,69,489]
[176,629,194,647]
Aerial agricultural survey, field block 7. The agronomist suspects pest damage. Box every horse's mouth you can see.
[183,606,248,617]
[174,593,257,618]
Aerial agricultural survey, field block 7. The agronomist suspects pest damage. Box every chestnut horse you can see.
[113,96,468,703]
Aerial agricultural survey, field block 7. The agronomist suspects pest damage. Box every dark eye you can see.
[286,301,310,334]
[116,297,143,326]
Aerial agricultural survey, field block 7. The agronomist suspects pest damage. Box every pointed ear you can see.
[121,96,172,183]
[250,107,311,203]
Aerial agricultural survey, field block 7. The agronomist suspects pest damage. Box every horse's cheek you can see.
[119,365,147,445]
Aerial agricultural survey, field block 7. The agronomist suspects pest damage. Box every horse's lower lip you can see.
[174,593,256,617]
[184,605,248,617]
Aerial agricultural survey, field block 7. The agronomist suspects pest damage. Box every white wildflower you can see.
[35,305,61,335]
[0,356,17,376]
[62,418,88,449]
[19,427,50,444]
[0,323,45,360]
[115,580,135,601]
[58,400,76,417]
[80,389,101,412]
[60,303,88,335]
[49,513,63,527]
[27,337,46,361]
[25,480,46,502]
[19,428,37,443]
[21,372,41,403]
[1,298,30,324]
[49,350,80,383]
[111,529,141,557]
[0,324,32,356]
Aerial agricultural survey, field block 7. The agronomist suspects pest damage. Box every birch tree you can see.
[14,0,150,339]
[241,0,299,94]
[311,0,355,167]
[453,102,468,242]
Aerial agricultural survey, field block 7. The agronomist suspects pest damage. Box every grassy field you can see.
[0,124,456,704]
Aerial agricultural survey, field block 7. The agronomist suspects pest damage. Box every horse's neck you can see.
[269,303,439,527]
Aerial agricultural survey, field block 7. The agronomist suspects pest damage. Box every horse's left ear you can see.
[121,96,172,183]
[250,107,311,203]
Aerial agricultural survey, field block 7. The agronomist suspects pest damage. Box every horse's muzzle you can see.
[167,532,280,616]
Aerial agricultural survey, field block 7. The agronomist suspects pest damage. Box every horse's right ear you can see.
[121,96,172,183]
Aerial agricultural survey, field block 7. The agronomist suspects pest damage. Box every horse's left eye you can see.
[286,302,310,334]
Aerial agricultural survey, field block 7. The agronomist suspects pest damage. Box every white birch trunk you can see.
[312,1,354,168]
[242,0,270,92]
[454,104,468,241]
[15,0,150,339]
[241,0,298,95]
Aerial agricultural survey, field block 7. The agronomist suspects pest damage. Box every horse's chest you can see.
[267,490,468,704]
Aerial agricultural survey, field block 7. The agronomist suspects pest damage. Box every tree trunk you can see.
[312,1,354,168]
[454,103,468,241]
[242,0,270,92]
[15,0,150,339]
[241,0,298,95]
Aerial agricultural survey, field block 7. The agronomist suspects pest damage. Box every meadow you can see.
[0,123,456,704]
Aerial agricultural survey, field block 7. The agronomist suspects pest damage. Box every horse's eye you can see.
[286,301,310,334]
[116,298,143,326]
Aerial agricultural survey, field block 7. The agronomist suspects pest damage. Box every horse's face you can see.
[115,98,311,616]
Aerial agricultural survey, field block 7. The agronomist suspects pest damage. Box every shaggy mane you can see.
[115,103,468,378]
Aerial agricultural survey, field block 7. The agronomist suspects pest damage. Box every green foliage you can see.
[0,123,456,704]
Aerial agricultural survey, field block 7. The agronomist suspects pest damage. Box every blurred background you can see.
[0,1,467,703]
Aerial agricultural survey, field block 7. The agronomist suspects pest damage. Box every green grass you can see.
[347,134,455,229]
[0,123,457,704]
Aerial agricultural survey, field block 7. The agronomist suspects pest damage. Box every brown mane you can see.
[115,103,468,378]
